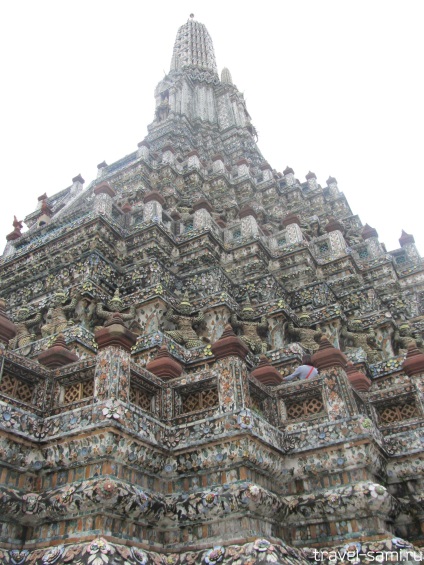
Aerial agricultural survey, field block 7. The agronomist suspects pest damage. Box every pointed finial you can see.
[179,291,191,308]
[221,67,233,85]
[399,230,415,247]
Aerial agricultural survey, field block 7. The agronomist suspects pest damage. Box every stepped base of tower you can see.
[1,334,424,563]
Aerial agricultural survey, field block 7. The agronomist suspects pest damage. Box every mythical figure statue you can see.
[340,321,382,363]
[41,288,80,338]
[286,319,322,353]
[393,323,424,355]
[96,289,136,329]
[303,217,323,240]
[165,293,205,349]
[344,224,363,246]
[10,306,42,349]
[230,299,268,354]
[74,296,96,330]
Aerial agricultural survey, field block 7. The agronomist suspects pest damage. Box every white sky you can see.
[1,0,423,253]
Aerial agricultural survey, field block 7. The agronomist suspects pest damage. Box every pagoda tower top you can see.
[170,15,218,74]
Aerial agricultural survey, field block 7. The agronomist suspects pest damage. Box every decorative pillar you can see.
[97,161,108,178]
[162,145,175,165]
[143,191,165,223]
[281,213,303,244]
[121,202,133,228]
[306,171,318,191]
[211,325,251,411]
[326,176,340,196]
[325,217,347,257]
[239,205,259,238]
[402,343,424,400]
[260,163,273,182]
[3,216,23,257]
[312,337,358,420]
[212,154,225,174]
[137,140,150,160]
[236,158,250,178]
[94,181,116,217]
[193,198,213,230]
[0,299,17,350]
[71,174,85,196]
[283,166,295,187]
[187,150,201,170]
[37,198,53,227]
[94,313,137,403]
[362,224,384,257]
[399,230,420,263]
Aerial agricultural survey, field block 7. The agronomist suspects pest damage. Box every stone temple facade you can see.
[0,16,424,565]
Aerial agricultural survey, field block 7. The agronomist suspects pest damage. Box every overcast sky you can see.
[1,0,423,254]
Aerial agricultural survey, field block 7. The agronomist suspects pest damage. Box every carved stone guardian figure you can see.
[164,293,205,348]
[340,320,382,363]
[394,323,424,355]
[11,306,42,349]
[96,289,136,329]
[230,299,268,354]
[286,317,322,353]
[41,288,80,338]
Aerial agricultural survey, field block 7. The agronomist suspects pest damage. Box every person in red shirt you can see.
[283,354,318,382]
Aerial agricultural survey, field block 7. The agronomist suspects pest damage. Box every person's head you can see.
[302,354,313,366]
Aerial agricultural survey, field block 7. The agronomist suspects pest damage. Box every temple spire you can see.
[170,17,218,73]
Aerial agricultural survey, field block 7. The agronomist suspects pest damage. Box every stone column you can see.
[312,336,358,420]
[399,230,421,263]
[121,202,133,228]
[187,150,201,170]
[137,140,150,160]
[403,343,424,398]
[193,198,213,230]
[239,205,259,239]
[143,191,165,223]
[260,163,273,182]
[97,161,108,178]
[162,145,175,165]
[305,171,318,191]
[236,158,250,178]
[0,299,17,351]
[212,154,225,174]
[3,216,23,258]
[94,313,137,404]
[37,197,53,227]
[361,224,384,257]
[282,213,303,244]
[283,166,295,187]
[326,176,340,196]
[71,174,85,196]
[325,217,347,257]
[94,181,116,217]
[211,325,251,411]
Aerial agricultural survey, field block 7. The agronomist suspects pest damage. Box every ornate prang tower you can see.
[0,16,424,565]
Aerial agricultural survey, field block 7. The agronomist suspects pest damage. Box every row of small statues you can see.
[10,289,136,349]
[9,289,423,360]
